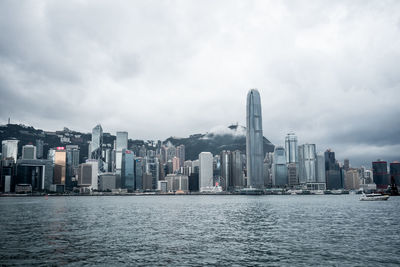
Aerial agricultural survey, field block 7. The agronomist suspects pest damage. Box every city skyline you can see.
[0,1,399,167]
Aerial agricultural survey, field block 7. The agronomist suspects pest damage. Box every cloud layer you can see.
[0,0,399,167]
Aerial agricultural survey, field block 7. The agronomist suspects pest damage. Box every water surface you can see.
[0,195,399,266]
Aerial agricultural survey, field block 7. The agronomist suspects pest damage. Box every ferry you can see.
[359,193,390,201]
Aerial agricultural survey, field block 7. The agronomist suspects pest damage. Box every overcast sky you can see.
[0,0,399,167]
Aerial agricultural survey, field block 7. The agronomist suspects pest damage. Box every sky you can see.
[0,0,399,167]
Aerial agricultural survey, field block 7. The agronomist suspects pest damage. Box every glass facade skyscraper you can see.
[246,89,264,188]
[272,146,287,187]
[285,133,298,163]
[372,160,388,189]
[298,144,317,184]
[122,149,135,190]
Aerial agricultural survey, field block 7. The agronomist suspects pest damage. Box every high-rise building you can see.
[390,162,400,190]
[22,145,36,160]
[199,152,213,191]
[66,145,80,190]
[285,133,298,163]
[325,150,342,189]
[220,150,231,191]
[134,157,144,191]
[372,160,389,189]
[172,157,180,173]
[344,159,350,171]
[231,150,243,188]
[176,145,185,169]
[165,174,189,192]
[344,169,360,190]
[36,140,44,159]
[16,159,53,191]
[298,144,317,184]
[272,146,287,187]
[2,140,19,162]
[287,163,298,186]
[246,89,264,188]
[78,160,98,190]
[316,153,326,184]
[98,173,117,191]
[91,124,103,160]
[116,131,128,174]
[53,147,66,185]
[121,149,135,190]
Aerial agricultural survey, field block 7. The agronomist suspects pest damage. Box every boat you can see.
[359,193,390,201]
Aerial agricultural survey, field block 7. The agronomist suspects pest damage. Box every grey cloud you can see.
[0,0,399,167]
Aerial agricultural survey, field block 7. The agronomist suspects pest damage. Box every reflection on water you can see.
[0,195,399,266]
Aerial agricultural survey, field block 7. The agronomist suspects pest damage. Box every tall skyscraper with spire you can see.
[246,89,264,188]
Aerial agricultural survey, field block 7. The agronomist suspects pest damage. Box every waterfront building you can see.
[22,145,36,160]
[220,150,231,191]
[372,160,389,189]
[287,163,298,186]
[316,153,326,184]
[116,131,128,174]
[199,152,213,191]
[16,159,53,191]
[189,173,199,191]
[157,180,168,193]
[2,140,19,162]
[325,149,342,189]
[121,150,135,190]
[53,147,66,185]
[231,150,243,188]
[134,157,144,190]
[272,146,287,187]
[344,159,350,171]
[264,152,273,187]
[66,145,80,190]
[344,169,360,190]
[298,144,317,184]
[285,133,298,163]
[78,160,98,190]
[98,173,117,191]
[390,162,400,189]
[1,160,16,192]
[246,89,264,188]
[165,174,189,192]
[36,140,44,159]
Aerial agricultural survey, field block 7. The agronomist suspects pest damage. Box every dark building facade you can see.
[372,160,389,189]
[325,150,342,190]
[390,162,400,188]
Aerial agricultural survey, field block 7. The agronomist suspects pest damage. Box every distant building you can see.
[116,131,128,174]
[36,140,44,159]
[199,152,213,191]
[98,173,117,191]
[220,150,231,191]
[298,144,317,184]
[22,145,36,160]
[345,169,360,190]
[54,147,66,185]
[272,146,287,187]
[287,163,298,186]
[16,159,53,191]
[285,133,298,163]
[121,150,135,190]
[246,89,264,188]
[135,157,144,190]
[189,173,199,192]
[78,160,98,190]
[390,162,400,189]
[231,150,243,188]
[372,160,389,189]
[166,174,189,192]
[2,140,19,162]
[176,144,185,169]
[172,157,180,173]
[344,159,350,171]
[325,150,342,189]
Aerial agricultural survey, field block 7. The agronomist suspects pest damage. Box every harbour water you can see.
[0,195,399,266]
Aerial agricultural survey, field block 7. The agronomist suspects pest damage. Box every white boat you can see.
[360,193,390,201]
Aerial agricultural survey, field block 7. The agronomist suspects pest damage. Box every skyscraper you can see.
[54,147,66,185]
[116,131,128,174]
[372,160,389,189]
[285,133,298,163]
[199,152,213,191]
[325,149,342,190]
[220,150,231,191]
[298,144,317,184]
[36,140,44,159]
[121,149,135,190]
[176,144,185,169]
[246,89,264,188]
[272,146,287,187]
[231,150,243,188]
[91,124,103,160]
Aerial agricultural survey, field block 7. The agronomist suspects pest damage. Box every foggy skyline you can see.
[0,0,399,167]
